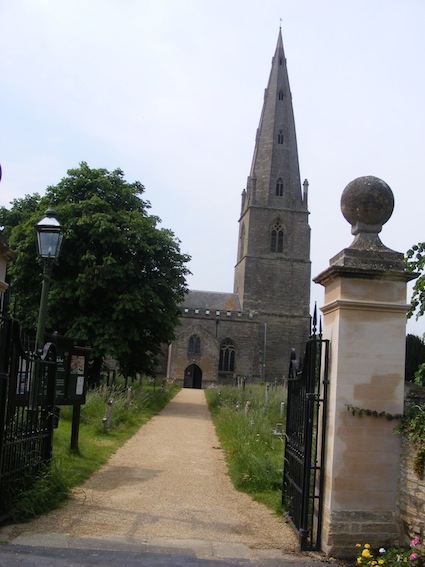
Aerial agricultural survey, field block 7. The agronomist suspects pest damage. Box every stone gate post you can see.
[314,176,416,557]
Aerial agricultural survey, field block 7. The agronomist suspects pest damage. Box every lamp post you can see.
[34,205,64,352]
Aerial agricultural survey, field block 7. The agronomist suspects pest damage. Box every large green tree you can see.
[0,163,190,379]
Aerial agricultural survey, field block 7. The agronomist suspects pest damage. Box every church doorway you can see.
[183,364,202,389]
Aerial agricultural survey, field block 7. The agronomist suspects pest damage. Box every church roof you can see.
[182,290,242,312]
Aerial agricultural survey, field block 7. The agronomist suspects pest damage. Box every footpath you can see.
[0,389,329,566]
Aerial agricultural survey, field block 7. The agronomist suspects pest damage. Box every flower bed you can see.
[356,540,424,566]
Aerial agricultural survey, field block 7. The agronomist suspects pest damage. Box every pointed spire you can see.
[243,28,303,211]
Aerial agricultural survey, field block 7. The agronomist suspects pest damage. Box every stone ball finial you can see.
[341,176,394,235]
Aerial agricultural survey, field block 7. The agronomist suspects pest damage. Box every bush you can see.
[406,335,425,383]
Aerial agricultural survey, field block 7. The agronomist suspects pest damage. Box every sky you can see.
[1,0,424,336]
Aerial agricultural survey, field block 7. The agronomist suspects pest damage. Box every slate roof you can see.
[182,290,242,312]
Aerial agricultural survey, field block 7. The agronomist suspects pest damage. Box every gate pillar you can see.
[314,177,416,558]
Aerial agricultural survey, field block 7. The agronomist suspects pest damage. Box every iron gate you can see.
[282,315,329,551]
[0,316,57,521]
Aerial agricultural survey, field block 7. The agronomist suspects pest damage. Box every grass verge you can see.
[9,381,179,523]
[205,383,286,515]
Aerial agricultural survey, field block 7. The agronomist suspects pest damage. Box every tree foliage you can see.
[405,334,425,382]
[0,163,190,378]
[406,242,425,322]
[405,243,425,389]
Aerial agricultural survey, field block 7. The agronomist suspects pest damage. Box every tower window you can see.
[271,220,284,253]
[278,130,284,144]
[188,334,201,354]
[278,89,284,100]
[219,338,236,372]
[275,179,283,196]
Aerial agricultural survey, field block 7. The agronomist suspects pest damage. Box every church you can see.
[160,29,311,388]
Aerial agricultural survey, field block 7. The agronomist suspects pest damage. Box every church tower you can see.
[164,28,311,388]
[234,28,311,377]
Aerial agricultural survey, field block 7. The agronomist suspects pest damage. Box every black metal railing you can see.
[0,317,57,521]
[282,311,329,551]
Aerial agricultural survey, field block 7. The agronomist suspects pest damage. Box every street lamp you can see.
[34,205,64,352]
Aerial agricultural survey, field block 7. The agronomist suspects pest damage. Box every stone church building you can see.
[160,29,311,388]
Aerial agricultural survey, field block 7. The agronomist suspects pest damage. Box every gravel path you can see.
[2,389,300,559]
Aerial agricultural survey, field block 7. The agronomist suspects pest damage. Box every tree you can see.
[405,334,425,382]
[406,242,425,322]
[406,242,425,385]
[0,163,191,380]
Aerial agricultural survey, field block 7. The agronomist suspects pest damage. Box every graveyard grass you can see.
[205,383,286,515]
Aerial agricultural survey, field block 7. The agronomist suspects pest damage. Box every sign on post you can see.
[54,336,91,405]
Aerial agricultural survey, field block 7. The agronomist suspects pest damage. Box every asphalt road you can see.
[0,543,330,567]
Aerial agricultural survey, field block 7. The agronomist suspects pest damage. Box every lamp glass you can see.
[35,212,63,260]
[37,230,61,259]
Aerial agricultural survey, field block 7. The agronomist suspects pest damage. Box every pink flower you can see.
[411,539,420,547]
[409,553,417,561]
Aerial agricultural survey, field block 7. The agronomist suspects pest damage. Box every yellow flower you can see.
[365,544,371,549]
[378,560,385,565]
[362,549,372,558]
[357,558,363,564]
[371,561,377,565]
[357,544,362,548]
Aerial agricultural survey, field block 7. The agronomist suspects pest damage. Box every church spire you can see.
[243,28,303,211]
[234,27,311,349]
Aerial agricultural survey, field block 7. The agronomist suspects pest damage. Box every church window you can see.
[219,338,236,372]
[271,220,284,253]
[188,334,201,354]
[278,130,284,144]
[275,178,283,196]
[278,89,284,100]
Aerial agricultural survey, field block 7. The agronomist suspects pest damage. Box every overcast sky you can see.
[1,0,424,336]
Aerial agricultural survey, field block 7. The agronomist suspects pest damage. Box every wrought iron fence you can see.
[0,316,57,521]
[282,314,329,551]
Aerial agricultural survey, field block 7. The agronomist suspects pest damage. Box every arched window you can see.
[271,219,284,253]
[278,89,284,101]
[275,178,283,196]
[188,334,201,354]
[277,130,284,144]
[219,338,236,372]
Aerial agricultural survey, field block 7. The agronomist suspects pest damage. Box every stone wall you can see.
[397,384,425,543]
